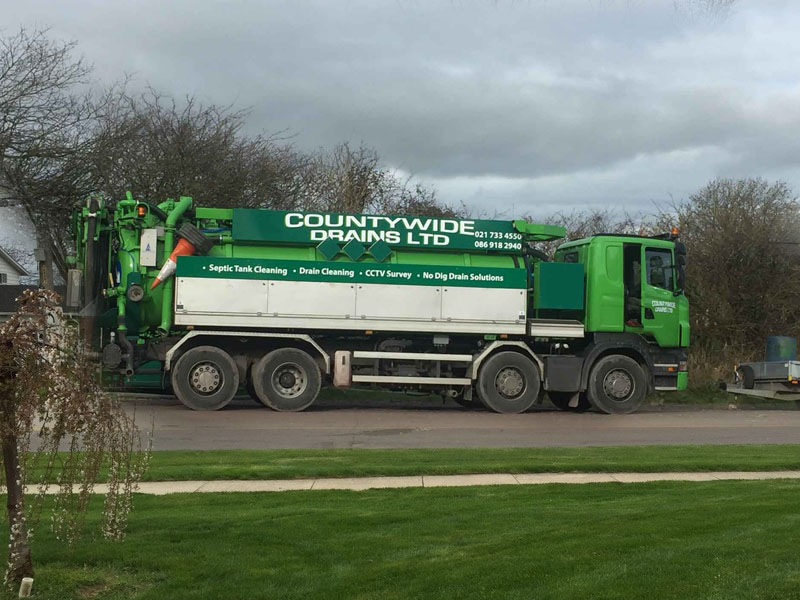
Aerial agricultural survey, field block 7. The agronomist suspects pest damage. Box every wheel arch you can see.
[470,341,543,380]
[164,331,331,375]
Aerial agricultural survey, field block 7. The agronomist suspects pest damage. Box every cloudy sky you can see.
[4,0,798,217]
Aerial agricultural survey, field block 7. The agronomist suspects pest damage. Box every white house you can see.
[0,246,30,284]
[0,188,38,283]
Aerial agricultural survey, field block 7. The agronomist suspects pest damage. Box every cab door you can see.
[640,246,680,347]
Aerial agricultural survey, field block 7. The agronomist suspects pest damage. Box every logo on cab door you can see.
[651,300,676,314]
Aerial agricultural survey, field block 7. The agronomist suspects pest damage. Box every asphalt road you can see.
[122,394,800,450]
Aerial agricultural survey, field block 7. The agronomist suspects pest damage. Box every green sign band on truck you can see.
[176,256,528,289]
[231,209,565,253]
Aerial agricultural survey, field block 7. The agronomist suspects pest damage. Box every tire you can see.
[586,355,647,414]
[171,345,239,411]
[548,391,592,412]
[740,366,755,390]
[477,351,541,414]
[252,348,322,412]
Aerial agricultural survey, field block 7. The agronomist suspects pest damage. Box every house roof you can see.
[0,246,30,277]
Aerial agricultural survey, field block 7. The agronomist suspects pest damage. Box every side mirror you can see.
[676,255,686,266]
[673,264,686,296]
[674,241,686,256]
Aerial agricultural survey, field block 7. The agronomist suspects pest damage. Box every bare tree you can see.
[543,209,643,240]
[524,208,644,256]
[673,0,737,20]
[670,178,800,354]
[0,27,105,286]
[89,89,310,211]
[301,143,384,213]
[0,30,451,288]
[302,142,453,216]
[0,289,148,586]
[88,96,450,218]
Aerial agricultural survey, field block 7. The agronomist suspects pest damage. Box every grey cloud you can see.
[5,0,800,211]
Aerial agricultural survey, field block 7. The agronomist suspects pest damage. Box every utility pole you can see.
[34,236,54,290]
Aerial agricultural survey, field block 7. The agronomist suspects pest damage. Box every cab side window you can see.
[645,248,673,290]
[563,251,579,263]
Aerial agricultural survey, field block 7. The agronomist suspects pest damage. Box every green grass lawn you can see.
[132,444,800,481]
[6,480,800,599]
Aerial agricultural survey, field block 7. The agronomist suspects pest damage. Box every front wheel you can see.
[477,351,541,414]
[586,355,647,414]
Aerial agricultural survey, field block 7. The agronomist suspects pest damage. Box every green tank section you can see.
[72,195,688,349]
[532,262,585,315]
[72,195,688,347]
[199,207,564,271]
[73,195,571,342]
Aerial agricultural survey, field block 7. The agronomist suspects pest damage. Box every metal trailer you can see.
[723,360,800,401]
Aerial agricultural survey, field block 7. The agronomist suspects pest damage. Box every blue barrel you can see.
[766,336,796,361]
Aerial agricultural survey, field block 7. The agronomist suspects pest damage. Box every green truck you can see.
[68,193,689,414]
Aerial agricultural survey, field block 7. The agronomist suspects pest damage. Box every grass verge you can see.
[5,480,800,599]
[132,444,800,481]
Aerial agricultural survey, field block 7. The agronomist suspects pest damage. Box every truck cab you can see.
[554,234,689,392]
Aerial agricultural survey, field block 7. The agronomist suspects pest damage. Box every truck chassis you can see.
[145,327,685,414]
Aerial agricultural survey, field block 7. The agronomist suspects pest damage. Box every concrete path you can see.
[31,471,800,495]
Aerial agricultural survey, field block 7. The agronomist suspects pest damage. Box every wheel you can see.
[252,348,322,412]
[476,351,541,414]
[548,391,592,412]
[739,365,755,390]
[586,355,647,414]
[171,346,239,410]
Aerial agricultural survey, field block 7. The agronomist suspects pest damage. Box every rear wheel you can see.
[477,351,541,414]
[548,391,592,412]
[171,346,239,411]
[586,355,647,414]
[252,348,322,412]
